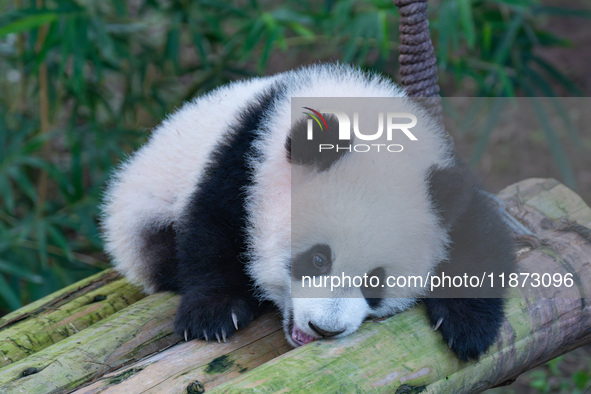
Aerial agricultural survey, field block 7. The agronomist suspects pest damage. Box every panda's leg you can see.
[166,134,259,341]
[424,297,505,361]
[172,179,268,342]
[175,258,263,342]
[169,86,281,342]
[426,163,515,360]
[172,208,271,342]
[424,187,514,361]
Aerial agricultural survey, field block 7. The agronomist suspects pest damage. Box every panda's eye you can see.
[291,244,332,279]
[313,253,328,269]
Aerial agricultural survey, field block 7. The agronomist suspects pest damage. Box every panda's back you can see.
[101,76,277,292]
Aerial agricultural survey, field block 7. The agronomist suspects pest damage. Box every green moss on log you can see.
[0,293,180,393]
[0,276,144,366]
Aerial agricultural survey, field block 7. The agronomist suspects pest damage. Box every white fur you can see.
[101,76,276,292]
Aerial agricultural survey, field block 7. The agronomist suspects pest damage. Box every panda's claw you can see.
[232,312,239,331]
[174,294,261,345]
[184,330,188,342]
[424,298,505,361]
[434,317,443,331]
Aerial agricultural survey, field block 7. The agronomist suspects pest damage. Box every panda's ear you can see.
[286,115,348,172]
[427,161,476,228]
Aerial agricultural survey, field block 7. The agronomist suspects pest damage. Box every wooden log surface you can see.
[0,270,145,367]
[0,270,144,367]
[1,269,119,328]
[75,313,290,394]
[0,293,179,393]
[0,178,590,393]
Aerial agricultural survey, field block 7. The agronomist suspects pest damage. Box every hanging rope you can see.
[393,0,443,124]
[392,0,541,241]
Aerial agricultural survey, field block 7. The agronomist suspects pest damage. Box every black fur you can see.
[425,160,515,361]
[423,298,505,361]
[170,85,282,342]
[287,114,348,171]
[427,161,474,228]
[362,267,386,309]
[142,224,179,292]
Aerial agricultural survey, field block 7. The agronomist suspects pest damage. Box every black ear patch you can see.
[286,114,348,172]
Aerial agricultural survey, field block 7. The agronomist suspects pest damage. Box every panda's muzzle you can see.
[308,322,345,338]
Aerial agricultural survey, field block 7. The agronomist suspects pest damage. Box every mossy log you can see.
[0,270,144,367]
[0,293,179,392]
[0,178,590,393]
[76,313,290,393]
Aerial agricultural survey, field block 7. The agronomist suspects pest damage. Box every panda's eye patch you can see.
[291,243,332,279]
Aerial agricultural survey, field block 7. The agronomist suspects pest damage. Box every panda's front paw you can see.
[174,293,256,343]
[424,298,505,361]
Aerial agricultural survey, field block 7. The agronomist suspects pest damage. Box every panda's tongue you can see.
[291,323,317,346]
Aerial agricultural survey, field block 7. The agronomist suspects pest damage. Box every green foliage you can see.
[0,0,587,313]
[443,95,580,190]
[434,0,590,97]
[434,0,589,189]
[525,355,591,393]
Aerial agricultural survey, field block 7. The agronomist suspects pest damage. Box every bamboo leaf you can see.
[521,71,581,147]
[0,12,59,38]
[0,175,15,214]
[0,274,21,310]
[525,91,578,190]
[243,17,265,55]
[377,10,389,55]
[493,13,523,65]
[164,12,182,70]
[36,221,48,268]
[458,0,476,48]
[482,22,492,56]
[289,22,315,39]
[46,224,74,262]
[530,55,584,96]
[0,258,43,283]
[9,167,37,203]
[192,30,211,68]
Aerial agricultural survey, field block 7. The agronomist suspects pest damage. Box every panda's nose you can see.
[308,322,345,338]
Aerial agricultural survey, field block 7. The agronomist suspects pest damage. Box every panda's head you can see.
[273,111,450,346]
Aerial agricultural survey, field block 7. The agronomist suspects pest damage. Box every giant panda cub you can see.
[102,64,515,361]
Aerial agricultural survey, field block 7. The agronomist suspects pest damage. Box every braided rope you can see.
[393,0,443,124]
